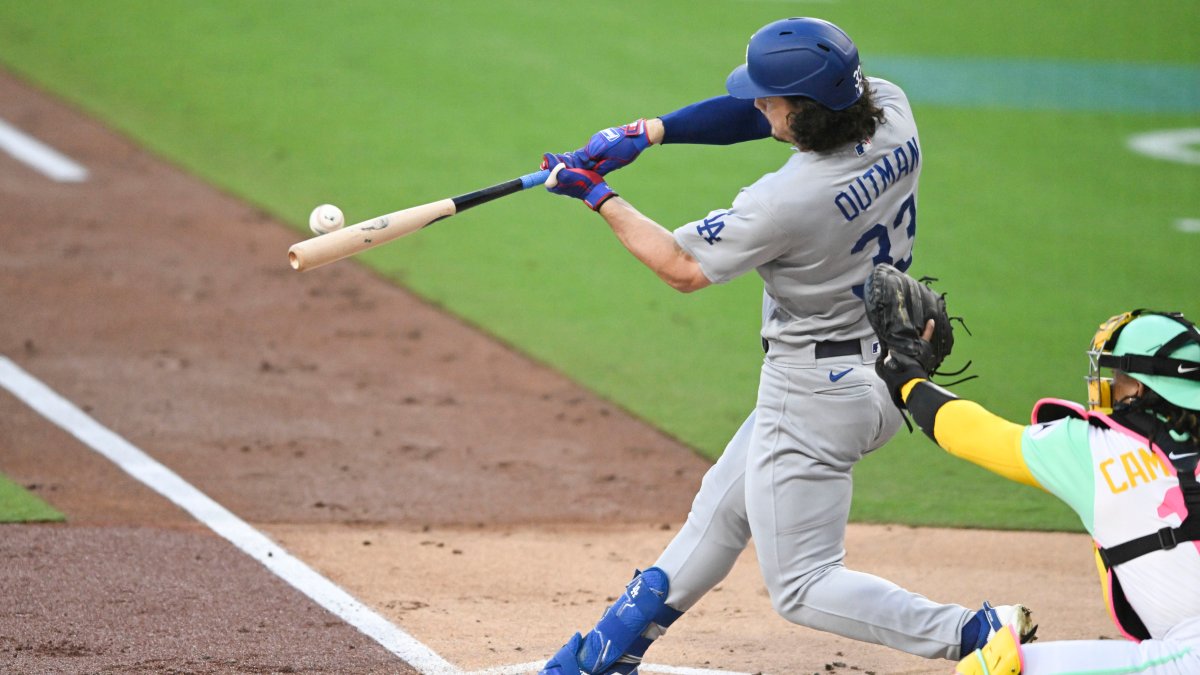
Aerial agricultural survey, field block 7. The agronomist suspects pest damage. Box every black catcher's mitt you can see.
[863,262,955,380]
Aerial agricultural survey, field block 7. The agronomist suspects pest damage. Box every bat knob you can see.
[545,162,566,189]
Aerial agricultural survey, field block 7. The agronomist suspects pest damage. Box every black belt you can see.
[816,339,861,359]
[762,338,860,358]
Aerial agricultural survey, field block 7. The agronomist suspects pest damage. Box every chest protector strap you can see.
[1098,466,1200,568]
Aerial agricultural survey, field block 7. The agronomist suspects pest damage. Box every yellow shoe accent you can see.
[955,624,1023,675]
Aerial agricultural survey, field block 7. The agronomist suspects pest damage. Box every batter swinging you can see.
[536,18,1034,673]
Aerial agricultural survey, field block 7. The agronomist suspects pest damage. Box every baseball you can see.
[309,203,345,235]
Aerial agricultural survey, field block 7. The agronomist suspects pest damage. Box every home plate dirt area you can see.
[0,68,1116,674]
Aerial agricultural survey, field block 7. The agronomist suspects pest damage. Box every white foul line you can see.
[0,355,758,675]
[0,117,89,182]
[0,356,457,675]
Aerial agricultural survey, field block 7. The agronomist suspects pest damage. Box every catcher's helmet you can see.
[1087,310,1200,412]
[725,17,864,110]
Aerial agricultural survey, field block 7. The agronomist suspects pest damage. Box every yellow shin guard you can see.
[955,624,1023,675]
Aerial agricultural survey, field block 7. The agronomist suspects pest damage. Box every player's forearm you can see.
[902,380,1041,488]
[596,197,711,293]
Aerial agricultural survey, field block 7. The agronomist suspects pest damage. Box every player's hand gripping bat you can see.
[288,168,552,272]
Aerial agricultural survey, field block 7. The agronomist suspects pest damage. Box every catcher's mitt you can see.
[863,262,955,375]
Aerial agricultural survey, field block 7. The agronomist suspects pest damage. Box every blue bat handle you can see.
[451,167,554,213]
[519,168,552,190]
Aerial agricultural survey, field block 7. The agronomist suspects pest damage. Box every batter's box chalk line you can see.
[0,117,89,182]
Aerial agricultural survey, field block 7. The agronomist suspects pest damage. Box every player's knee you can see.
[761,562,836,621]
[766,585,804,621]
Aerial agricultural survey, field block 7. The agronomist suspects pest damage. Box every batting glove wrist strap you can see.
[584,184,616,211]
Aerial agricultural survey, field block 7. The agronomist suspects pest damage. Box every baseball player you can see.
[875,309,1200,674]
[535,17,1034,674]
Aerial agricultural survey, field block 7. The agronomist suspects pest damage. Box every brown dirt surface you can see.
[0,67,1117,675]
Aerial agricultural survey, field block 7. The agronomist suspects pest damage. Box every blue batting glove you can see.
[539,119,652,177]
[546,164,616,211]
[580,119,651,175]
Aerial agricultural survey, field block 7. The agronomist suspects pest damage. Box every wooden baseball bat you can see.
[288,167,552,272]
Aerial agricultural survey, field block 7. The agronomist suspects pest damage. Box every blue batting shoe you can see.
[540,633,585,675]
[538,633,642,675]
[961,601,1037,655]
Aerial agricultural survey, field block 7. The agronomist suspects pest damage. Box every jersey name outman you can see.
[674,78,920,349]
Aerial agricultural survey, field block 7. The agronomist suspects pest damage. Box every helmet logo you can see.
[852,65,864,97]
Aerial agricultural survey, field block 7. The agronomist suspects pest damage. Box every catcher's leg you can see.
[1021,637,1200,673]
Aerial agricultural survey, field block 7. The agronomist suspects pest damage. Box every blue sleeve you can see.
[659,96,771,145]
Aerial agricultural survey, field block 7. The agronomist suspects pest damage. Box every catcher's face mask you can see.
[1087,309,1200,413]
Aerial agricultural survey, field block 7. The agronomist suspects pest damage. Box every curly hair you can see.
[785,81,886,153]
[1177,410,1200,449]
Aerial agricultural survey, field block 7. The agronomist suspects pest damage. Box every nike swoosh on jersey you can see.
[1179,364,1199,374]
[829,368,853,382]
[1168,451,1199,460]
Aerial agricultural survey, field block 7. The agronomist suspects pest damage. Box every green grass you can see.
[1,0,1197,531]
[0,472,63,523]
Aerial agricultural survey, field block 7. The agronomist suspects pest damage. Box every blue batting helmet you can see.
[725,17,864,110]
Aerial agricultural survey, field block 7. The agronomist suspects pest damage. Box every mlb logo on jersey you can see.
[855,138,873,156]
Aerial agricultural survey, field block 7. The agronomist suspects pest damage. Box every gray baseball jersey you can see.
[674,77,921,350]
[654,78,980,659]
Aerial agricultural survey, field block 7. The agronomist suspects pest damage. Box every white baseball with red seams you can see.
[308,203,344,235]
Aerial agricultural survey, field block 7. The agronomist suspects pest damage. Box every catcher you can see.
[866,263,1200,674]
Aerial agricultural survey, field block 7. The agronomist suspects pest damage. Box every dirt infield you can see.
[0,68,1118,674]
